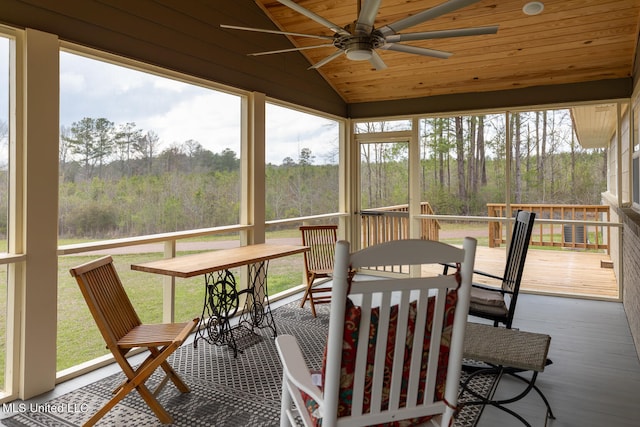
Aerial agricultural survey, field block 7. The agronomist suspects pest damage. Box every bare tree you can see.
[455,116,466,206]
[0,120,9,170]
[477,116,487,186]
[114,122,143,177]
[65,117,105,179]
[136,130,160,174]
[59,125,72,181]
[468,116,477,195]
[93,118,115,178]
[513,113,522,203]
[538,111,548,200]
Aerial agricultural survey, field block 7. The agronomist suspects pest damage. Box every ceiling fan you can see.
[221,0,498,70]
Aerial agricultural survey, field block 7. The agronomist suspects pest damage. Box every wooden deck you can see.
[425,246,620,300]
[474,247,618,300]
[522,248,618,299]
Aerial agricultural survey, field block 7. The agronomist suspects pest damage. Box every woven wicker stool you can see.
[460,322,556,427]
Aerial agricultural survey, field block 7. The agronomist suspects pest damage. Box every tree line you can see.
[421,111,606,213]
[58,117,340,237]
[59,118,239,182]
[0,109,608,239]
[360,111,606,216]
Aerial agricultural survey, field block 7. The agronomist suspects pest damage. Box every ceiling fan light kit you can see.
[345,47,373,61]
[223,0,499,70]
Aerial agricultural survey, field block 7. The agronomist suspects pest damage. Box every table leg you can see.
[193,270,241,356]
[193,262,279,356]
[239,260,277,337]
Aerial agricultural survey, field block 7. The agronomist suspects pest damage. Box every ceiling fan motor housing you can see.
[336,32,385,60]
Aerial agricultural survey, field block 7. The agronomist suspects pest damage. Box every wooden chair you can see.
[69,256,198,426]
[446,210,535,329]
[276,237,477,427]
[299,225,339,317]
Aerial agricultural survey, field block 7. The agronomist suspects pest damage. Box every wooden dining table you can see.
[131,243,309,356]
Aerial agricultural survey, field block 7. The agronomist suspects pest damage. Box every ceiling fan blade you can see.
[355,0,382,34]
[249,44,335,56]
[221,24,334,41]
[386,25,499,43]
[277,0,350,36]
[378,0,483,36]
[381,43,452,59]
[308,50,344,69]
[369,50,387,70]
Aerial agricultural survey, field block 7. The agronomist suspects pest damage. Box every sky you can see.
[1,39,582,169]
[0,39,7,129]
[0,38,338,166]
[0,34,600,167]
[59,51,339,165]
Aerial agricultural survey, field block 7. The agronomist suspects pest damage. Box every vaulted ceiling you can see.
[248,0,640,104]
[1,0,639,119]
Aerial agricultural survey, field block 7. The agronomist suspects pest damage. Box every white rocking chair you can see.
[276,237,477,427]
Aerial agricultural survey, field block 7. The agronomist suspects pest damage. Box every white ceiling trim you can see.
[571,104,617,149]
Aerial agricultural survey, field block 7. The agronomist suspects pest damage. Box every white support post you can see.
[20,29,59,399]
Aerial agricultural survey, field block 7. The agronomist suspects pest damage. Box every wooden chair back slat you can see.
[70,256,141,348]
[69,255,198,426]
[300,225,338,273]
[299,225,340,316]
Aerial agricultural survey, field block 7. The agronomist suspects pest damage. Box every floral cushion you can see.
[302,290,459,427]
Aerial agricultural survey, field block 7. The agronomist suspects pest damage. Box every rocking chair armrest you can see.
[442,263,504,282]
[441,262,456,274]
[472,283,514,295]
[275,335,324,405]
[472,269,504,282]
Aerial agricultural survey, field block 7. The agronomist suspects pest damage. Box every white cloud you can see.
[153,78,188,92]
[141,92,241,153]
[62,52,148,96]
[0,39,9,120]
[59,51,338,165]
[266,104,339,164]
[59,71,86,93]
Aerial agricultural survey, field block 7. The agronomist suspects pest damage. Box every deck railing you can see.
[487,203,610,251]
[360,202,439,248]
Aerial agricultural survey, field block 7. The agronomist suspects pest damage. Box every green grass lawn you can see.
[8,228,445,375]
[10,225,602,376]
[56,250,305,371]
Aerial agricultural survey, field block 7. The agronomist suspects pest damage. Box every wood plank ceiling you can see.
[242,0,640,104]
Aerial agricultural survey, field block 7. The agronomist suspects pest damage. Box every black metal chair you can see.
[446,210,535,329]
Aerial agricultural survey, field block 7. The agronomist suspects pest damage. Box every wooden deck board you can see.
[425,246,619,300]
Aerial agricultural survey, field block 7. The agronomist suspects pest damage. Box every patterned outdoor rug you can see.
[2,302,497,427]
